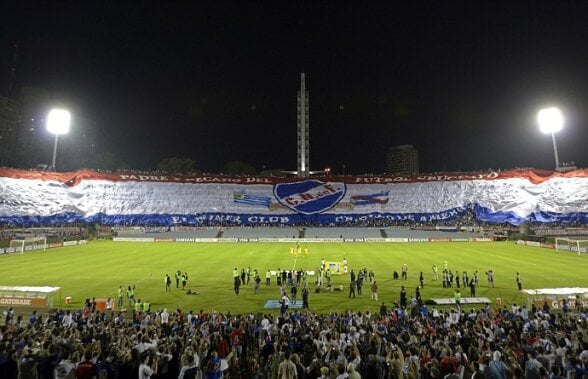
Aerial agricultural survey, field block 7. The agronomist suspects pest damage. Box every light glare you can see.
[47,109,71,135]
[537,107,564,134]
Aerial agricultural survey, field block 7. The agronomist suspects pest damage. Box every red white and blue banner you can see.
[0,168,587,226]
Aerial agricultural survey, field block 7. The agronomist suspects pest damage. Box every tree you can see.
[91,152,128,171]
[222,161,256,175]
[156,157,198,174]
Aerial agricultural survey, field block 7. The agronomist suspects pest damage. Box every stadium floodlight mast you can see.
[537,107,564,170]
[46,109,71,171]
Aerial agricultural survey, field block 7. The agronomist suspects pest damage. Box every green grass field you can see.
[1,240,586,315]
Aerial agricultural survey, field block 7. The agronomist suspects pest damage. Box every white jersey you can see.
[282,295,290,306]
[161,310,170,324]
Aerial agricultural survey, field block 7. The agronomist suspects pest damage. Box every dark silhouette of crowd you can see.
[0,300,587,379]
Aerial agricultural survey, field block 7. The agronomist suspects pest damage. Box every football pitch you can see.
[1,240,586,315]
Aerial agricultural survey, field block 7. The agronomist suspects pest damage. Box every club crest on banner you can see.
[273,180,347,215]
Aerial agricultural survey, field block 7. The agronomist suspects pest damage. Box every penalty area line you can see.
[131,273,152,286]
[292,255,298,272]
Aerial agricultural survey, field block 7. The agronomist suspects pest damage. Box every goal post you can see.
[9,240,24,254]
[555,238,588,255]
[9,237,47,254]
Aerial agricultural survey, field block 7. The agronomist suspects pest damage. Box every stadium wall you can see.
[0,239,87,255]
[111,237,495,243]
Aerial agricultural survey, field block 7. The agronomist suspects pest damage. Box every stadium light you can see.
[46,109,71,171]
[537,107,564,170]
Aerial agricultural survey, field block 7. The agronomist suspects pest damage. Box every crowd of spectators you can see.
[4,211,587,237]
[0,300,586,379]
[84,215,526,236]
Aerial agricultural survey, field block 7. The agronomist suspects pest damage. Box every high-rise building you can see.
[387,144,419,174]
[0,95,21,167]
[16,86,51,168]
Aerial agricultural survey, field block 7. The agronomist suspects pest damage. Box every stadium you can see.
[0,166,587,378]
[1,82,588,379]
[1,166,587,309]
[2,90,588,379]
[2,4,588,378]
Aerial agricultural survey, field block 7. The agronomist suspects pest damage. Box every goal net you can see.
[555,238,588,254]
[9,237,47,254]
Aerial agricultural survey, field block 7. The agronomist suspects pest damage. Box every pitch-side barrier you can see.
[112,237,495,243]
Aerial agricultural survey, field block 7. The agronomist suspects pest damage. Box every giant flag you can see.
[0,168,586,226]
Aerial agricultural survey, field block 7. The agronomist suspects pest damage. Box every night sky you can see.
[1,1,588,174]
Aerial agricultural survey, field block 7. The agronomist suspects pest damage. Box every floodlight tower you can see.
[297,72,310,177]
[46,109,71,171]
[537,107,564,170]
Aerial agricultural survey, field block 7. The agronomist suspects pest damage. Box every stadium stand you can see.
[302,227,383,239]
[384,228,482,239]
[115,227,221,239]
[109,226,487,240]
[221,227,300,239]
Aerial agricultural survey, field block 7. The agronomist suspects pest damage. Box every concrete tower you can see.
[297,72,310,177]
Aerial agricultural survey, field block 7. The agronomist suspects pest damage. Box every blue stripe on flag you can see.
[233,193,271,207]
